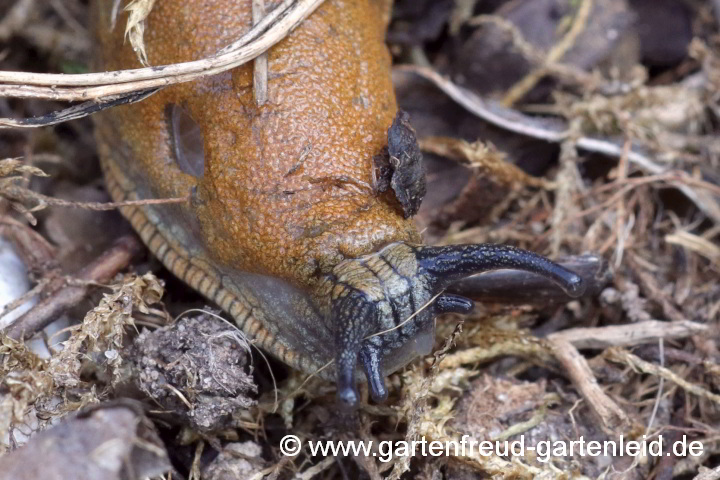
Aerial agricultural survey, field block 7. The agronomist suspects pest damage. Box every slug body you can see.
[93,0,584,406]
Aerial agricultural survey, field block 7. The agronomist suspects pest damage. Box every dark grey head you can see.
[326,242,585,408]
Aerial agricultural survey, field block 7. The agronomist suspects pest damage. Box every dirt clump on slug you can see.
[2,0,720,479]
[374,109,427,218]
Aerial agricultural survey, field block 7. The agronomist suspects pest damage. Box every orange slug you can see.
[92,0,584,407]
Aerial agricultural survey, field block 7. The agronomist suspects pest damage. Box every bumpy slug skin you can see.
[93,0,584,406]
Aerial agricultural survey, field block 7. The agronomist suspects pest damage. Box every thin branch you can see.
[0,0,325,100]
[4,235,143,340]
[549,339,631,434]
[548,320,708,349]
[606,347,720,406]
[0,88,159,128]
[502,0,593,106]
[645,338,664,435]
[2,182,188,210]
[252,0,269,106]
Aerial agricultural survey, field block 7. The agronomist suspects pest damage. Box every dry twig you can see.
[548,320,709,349]
[502,0,593,106]
[549,339,631,434]
[252,0,269,106]
[419,136,551,189]
[1,182,188,212]
[606,348,720,406]
[0,0,325,103]
[4,235,143,340]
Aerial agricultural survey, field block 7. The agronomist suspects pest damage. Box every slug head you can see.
[327,242,585,408]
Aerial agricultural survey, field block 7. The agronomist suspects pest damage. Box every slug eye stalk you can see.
[330,242,585,408]
[415,244,586,297]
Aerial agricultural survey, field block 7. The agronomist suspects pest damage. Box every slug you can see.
[92,0,584,407]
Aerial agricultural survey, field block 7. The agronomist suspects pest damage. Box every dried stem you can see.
[502,0,593,106]
[606,348,720,406]
[4,235,143,340]
[252,0,269,106]
[0,0,325,101]
[549,339,631,434]
[548,320,708,349]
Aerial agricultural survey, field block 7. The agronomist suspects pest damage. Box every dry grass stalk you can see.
[548,320,709,349]
[549,339,632,435]
[0,0,325,102]
[606,348,720,406]
[252,0,269,106]
[419,136,552,189]
[665,231,720,264]
[502,0,594,106]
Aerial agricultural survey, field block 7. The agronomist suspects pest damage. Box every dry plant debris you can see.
[128,312,257,432]
[121,0,157,66]
[0,0,719,479]
[1,273,165,451]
